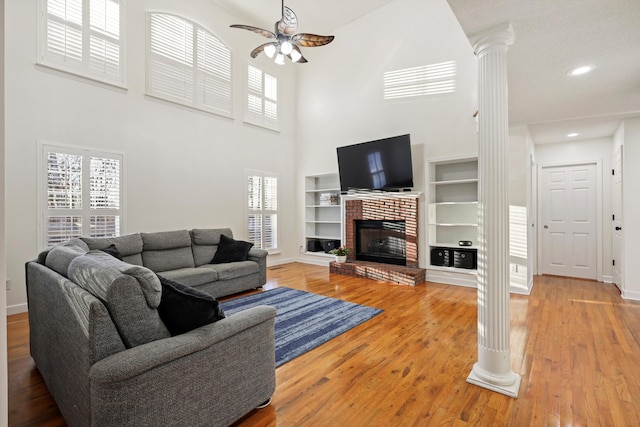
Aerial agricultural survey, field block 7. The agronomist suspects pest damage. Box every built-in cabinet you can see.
[304,173,342,256]
[426,156,479,287]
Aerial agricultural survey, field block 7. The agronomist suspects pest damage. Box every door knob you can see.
[544,225,548,229]
[616,226,622,231]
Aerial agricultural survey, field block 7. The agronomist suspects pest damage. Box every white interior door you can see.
[540,164,597,280]
[612,146,623,290]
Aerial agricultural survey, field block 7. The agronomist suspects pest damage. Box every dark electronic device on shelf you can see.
[453,249,477,269]
[431,247,451,267]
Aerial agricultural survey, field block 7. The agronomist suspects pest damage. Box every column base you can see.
[466,363,522,398]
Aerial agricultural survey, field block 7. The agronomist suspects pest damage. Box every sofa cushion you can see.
[211,235,253,264]
[141,230,195,272]
[190,228,232,266]
[199,261,259,281]
[157,267,218,288]
[68,251,170,348]
[82,234,144,266]
[157,276,225,336]
[45,242,89,277]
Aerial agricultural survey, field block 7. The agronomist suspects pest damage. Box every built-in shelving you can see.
[426,156,479,287]
[304,173,342,256]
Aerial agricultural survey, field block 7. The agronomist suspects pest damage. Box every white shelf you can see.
[433,243,478,250]
[304,173,342,250]
[426,156,479,282]
[431,178,478,185]
[433,223,478,227]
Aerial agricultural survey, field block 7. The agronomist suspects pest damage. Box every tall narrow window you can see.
[40,144,123,249]
[38,0,125,86]
[247,171,278,251]
[147,12,232,116]
[246,65,278,130]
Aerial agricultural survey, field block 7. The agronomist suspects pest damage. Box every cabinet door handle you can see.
[615,226,622,231]
[544,225,548,229]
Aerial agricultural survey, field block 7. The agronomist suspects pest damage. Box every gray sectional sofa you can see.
[26,228,276,427]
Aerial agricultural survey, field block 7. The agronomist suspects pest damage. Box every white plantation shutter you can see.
[383,61,457,100]
[246,65,279,130]
[39,0,124,86]
[247,172,278,250]
[40,144,123,249]
[89,0,121,81]
[148,13,232,116]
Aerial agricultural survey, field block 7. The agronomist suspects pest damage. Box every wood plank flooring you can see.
[8,263,640,426]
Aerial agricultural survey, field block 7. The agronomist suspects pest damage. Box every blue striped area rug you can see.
[220,287,383,367]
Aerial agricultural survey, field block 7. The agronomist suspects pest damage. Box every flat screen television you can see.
[336,134,414,192]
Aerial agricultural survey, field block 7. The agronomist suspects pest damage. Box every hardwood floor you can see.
[8,263,640,426]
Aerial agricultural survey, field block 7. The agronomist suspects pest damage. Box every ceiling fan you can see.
[230,0,335,65]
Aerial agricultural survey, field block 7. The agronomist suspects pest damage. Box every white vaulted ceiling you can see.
[213,0,640,144]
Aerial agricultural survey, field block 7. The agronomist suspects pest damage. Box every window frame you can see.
[37,141,125,251]
[244,62,279,131]
[37,0,127,88]
[245,170,279,252]
[145,11,233,118]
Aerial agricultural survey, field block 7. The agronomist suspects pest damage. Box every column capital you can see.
[471,23,515,57]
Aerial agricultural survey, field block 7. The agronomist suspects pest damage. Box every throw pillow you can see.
[101,243,123,261]
[211,234,253,264]
[157,275,225,336]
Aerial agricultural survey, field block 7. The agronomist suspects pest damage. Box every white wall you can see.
[508,126,535,294]
[5,0,299,312]
[615,117,640,299]
[534,137,613,282]
[293,0,479,264]
[1,0,8,422]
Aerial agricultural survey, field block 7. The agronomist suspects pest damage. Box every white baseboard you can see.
[601,275,613,284]
[622,289,640,301]
[267,257,297,267]
[295,256,332,267]
[7,303,28,315]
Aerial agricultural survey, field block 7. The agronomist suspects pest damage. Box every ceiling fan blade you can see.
[291,33,335,47]
[277,6,298,35]
[229,24,276,39]
[250,42,279,59]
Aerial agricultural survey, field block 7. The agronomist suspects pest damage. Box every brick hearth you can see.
[330,260,425,286]
[333,194,425,286]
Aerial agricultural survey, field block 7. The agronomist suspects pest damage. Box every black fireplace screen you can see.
[355,220,406,266]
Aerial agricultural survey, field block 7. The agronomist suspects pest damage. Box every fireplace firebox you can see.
[355,220,406,266]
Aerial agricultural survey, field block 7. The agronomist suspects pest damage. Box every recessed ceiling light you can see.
[567,132,579,138]
[567,65,595,76]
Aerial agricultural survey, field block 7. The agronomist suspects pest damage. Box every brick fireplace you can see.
[330,194,425,285]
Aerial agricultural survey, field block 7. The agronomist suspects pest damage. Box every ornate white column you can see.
[466,23,521,398]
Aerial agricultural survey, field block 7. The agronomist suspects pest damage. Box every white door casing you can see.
[539,163,598,280]
[612,146,623,291]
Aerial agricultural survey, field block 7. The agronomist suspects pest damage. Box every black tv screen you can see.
[336,134,414,192]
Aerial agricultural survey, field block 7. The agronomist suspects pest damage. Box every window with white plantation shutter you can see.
[147,13,232,116]
[38,0,125,86]
[40,143,123,249]
[246,65,278,130]
[383,61,457,100]
[247,171,278,251]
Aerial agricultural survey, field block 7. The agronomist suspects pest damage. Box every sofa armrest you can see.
[90,305,275,382]
[88,305,277,426]
[247,248,268,285]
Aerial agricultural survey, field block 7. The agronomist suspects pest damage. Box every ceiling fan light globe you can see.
[275,53,285,65]
[280,41,293,55]
[264,44,277,58]
[290,49,302,62]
